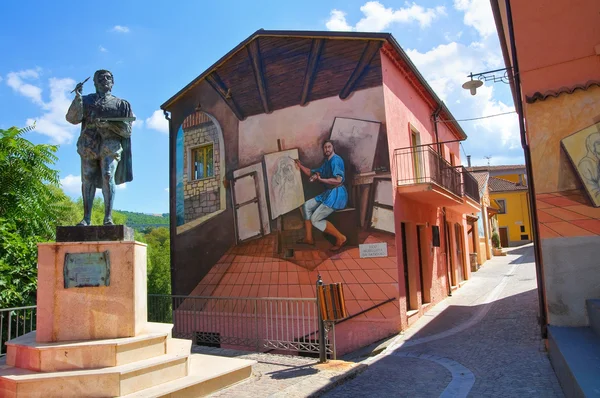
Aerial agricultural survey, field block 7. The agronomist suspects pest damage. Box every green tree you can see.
[144,227,171,295]
[0,125,61,307]
[0,126,60,239]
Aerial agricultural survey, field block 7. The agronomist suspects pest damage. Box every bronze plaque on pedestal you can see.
[64,251,111,288]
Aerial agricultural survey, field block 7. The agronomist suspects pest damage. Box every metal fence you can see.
[148,294,334,357]
[0,295,334,359]
[0,306,37,357]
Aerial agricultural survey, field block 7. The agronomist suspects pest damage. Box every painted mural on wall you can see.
[174,88,395,270]
[562,121,600,207]
[264,149,305,219]
[175,111,226,232]
[524,86,600,239]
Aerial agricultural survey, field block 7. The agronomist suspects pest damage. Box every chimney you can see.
[467,155,472,167]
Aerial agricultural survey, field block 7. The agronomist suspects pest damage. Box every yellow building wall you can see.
[491,190,532,243]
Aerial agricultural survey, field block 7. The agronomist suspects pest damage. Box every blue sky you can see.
[0,0,521,214]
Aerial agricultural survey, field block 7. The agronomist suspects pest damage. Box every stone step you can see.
[547,325,600,398]
[0,338,191,397]
[121,353,256,398]
[5,323,174,372]
[587,299,600,337]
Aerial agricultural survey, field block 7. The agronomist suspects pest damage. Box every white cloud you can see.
[23,77,79,144]
[323,0,522,159]
[111,25,130,33]
[145,110,169,134]
[132,117,144,129]
[453,0,497,38]
[326,1,446,32]
[6,68,43,105]
[165,188,169,192]
[117,183,127,190]
[326,10,353,31]
[6,69,78,144]
[61,174,81,195]
[99,46,108,52]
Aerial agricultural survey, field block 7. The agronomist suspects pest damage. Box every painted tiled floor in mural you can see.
[188,230,399,319]
[536,189,600,237]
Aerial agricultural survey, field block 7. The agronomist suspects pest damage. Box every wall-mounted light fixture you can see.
[462,67,515,96]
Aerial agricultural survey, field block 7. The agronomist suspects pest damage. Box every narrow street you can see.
[201,245,564,397]
[326,244,563,397]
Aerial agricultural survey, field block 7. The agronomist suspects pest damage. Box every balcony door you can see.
[411,130,422,183]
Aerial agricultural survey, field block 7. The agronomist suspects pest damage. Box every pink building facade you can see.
[161,30,480,356]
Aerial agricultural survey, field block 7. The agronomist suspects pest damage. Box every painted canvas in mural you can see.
[329,117,381,174]
[264,149,305,219]
[561,121,600,207]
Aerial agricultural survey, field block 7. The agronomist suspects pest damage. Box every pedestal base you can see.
[36,241,148,342]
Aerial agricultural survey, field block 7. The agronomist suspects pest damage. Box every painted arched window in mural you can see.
[175,111,226,233]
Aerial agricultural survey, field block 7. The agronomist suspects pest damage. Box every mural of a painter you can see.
[294,140,348,251]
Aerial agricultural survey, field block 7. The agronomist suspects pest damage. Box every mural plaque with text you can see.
[63,251,111,288]
[359,243,388,258]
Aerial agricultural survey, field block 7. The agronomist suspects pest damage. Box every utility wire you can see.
[437,110,516,123]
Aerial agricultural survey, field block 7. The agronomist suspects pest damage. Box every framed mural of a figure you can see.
[561,121,600,207]
[264,149,305,219]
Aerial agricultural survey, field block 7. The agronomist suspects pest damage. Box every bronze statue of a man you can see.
[66,70,134,226]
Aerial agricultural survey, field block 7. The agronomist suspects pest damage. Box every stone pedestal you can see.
[0,233,255,397]
[36,241,148,343]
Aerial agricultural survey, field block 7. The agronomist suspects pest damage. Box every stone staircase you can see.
[548,299,600,397]
[0,322,255,397]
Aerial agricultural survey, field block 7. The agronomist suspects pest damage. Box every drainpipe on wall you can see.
[504,0,548,338]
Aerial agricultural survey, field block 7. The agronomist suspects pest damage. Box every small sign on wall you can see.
[359,242,388,258]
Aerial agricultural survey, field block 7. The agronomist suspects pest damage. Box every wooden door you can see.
[499,227,509,248]
[401,223,412,310]
[454,224,464,283]
[416,225,426,305]
[445,221,456,287]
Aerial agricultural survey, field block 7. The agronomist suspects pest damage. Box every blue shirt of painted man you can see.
[310,154,348,210]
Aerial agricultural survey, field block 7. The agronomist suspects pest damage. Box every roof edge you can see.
[160,29,391,110]
[160,29,468,142]
[489,0,518,107]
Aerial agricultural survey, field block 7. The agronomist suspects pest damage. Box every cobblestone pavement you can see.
[326,245,564,398]
[193,346,365,397]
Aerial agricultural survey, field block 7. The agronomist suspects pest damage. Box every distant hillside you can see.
[119,210,169,230]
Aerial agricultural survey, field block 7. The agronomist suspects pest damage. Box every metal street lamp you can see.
[461,67,515,95]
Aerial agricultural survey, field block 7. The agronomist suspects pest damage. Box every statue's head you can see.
[94,69,114,94]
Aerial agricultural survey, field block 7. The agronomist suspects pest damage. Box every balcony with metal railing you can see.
[394,144,463,206]
[393,144,481,212]
[453,165,482,213]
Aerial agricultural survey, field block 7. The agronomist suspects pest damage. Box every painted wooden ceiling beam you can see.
[300,39,324,106]
[205,72,245,121]
[339,41,382,100]
[247,40,271,114]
